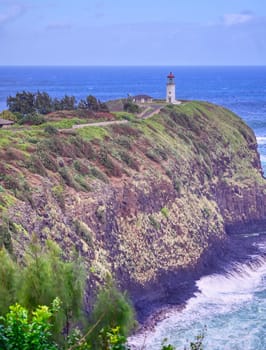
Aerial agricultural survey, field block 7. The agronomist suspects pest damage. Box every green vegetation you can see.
[0,240,85,341]
[78,95,109,112]
[123,100,140,114]
[0,99,261,349]
[77,126,109,141]
[7,91,108,118]
[43,118,87,129]
[161,207,169,218]
[88,280,135,348]
[0,242,205,349]
[0,299,60,350]
[114,111,136,121]
[0,241,137,349]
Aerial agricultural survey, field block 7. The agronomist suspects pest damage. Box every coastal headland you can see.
[1,99,266,323]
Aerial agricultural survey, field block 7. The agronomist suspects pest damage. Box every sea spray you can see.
[129,236,266,350]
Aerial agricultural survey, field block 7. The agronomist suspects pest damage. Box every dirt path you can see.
[72,120,129,129]
[63,104,164,131]
[139,104,164,119]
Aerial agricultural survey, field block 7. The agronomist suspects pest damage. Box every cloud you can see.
[222,12,255,26]
[0,3,26,25]
[46,22,72,31]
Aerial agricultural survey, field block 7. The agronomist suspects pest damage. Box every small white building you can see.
[166,72,176,103]
[132,95,153,104]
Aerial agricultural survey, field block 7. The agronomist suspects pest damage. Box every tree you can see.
[88,280,135,349]
[17,240,86,339]
[86,95,99,111]
[53,98,63,111]
[77,99,88,110]
[35,91,53,114]
[7,91,35,115]
[78,95,109,112]
[0,249,17,315]
[60,95,76,110]
[123,101,140,114]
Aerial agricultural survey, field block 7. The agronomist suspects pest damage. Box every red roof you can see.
[167,72,175,78]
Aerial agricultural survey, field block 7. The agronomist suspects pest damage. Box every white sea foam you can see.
[256,136,266,145]
[260,154,266,163]
[129,255,266,349]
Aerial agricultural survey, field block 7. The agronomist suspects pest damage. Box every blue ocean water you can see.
[130,240,266,350]
[1,66,266,349]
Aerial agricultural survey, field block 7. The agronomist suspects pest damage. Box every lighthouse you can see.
[166,72,176,104]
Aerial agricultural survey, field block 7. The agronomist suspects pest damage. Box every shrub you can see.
[73,220,93,246]
[0,248,16,315]
[0,299,60,350]
[145,149,160,163]
[36,149,58,172]
[0,110,17,122]
[3,174,33,204]
[44,125,59,135]
[90,166,109,183]
[51,185,65,210]
[69,136,95,159]
[173,177,181,194]
[27,154,47,177]
[99,148,122,177]
[18,113,46,125]
[58,167,76,188]
[89,281,135,348]
[119,151,139,171]
[96,205,106,223]
[73,160,90,176]
[149,215,160,229]
[74,174,91,192]
[202,207,210,218]
[123,101,140,114]
[0,222,13,255]
[161,207,169,218]
[115,136,132,150]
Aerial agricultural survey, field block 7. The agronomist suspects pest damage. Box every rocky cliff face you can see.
[1,101,265,318]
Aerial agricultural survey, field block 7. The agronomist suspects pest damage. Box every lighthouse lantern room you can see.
[166,72,176,104]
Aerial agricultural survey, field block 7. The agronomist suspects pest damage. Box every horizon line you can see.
[0,64,266,68]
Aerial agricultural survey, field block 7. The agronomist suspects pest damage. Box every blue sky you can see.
[0,0,266,65]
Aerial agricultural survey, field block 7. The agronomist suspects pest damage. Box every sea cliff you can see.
[1,101,265,320]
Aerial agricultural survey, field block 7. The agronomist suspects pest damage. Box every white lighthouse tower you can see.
[166,72,176,103]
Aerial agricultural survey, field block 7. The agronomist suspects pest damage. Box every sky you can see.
[0,0,266,65]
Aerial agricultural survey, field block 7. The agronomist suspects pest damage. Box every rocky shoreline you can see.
[130,231,266,338]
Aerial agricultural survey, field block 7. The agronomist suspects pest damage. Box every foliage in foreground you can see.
[0,298,60,350]
[0,239,204,349]
[0,240,85,342]
[0,298,204,350]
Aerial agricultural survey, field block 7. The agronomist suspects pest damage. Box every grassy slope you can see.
[0,101,264,286]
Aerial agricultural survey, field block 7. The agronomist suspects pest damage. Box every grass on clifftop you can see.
[0,101,262,202]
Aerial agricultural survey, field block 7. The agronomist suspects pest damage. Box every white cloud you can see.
[222,13,255,26]
[0,3,25,25]
[46,22,72,31]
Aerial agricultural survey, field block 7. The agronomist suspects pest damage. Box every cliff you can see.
[1,101,266,319]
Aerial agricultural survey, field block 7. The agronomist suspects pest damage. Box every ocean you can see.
[1,66,266,349]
